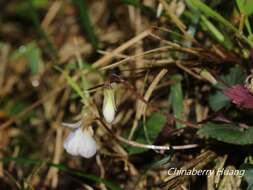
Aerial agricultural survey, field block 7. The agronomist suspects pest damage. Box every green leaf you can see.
[125,113,166,154]
[186,0,253,47]
[55,66,85,100]
[236,0,253,16]
[11,42,44,75]
[145,113,167,141]
[200,15,224,42]
[198,122,253,145]
[240,164,253,190]
[208,91,230,111]
[216,66,247,89]
[184,6,233,49]
[150,155,172,169]
[0,157,122,190]
[73,0,98,48]
[186,0,237,32]
[8,0,48,19]
[208,66,246,111]
[170,75,184,128]
[235,0,253,36]
[24,43,43,75]
[6,102,27,117]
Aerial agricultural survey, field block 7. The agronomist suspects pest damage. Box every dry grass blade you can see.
[94,30,150,68]
[129,69,168,140]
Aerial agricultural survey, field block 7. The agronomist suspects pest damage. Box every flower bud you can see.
[156,3,163,18]
[102,87,116,124]
[199,69,217,85]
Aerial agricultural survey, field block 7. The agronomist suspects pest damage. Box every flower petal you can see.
[63,130,80,156]
[76,128,97,158]
[63,127,97,158]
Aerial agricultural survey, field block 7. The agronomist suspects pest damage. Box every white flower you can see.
[63,123,96,158]
[102,87,116,124]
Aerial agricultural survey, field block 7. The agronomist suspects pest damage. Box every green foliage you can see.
[144,113,167,141]
[240,164,253,190]
[56,66,85,100]
[218,66,247,88]
[8,0,48,19]
[0,157,122,190]
[125,113,166,154]
[121,0,140,7]
[235,0,253,40]
[6,101,27,117]
[208,91,230,111]
[73,0,98,48]
[169,75,184,128]
[186,0,253,47]
[200,15,224,42]
[198,122,253,145]
[11,42,44,75]
[186,0,237,32]
[147,154,172,170]
[185,4,233,49]
[28,0,59,60]
[236,0,253,16]
[208,66,246,111]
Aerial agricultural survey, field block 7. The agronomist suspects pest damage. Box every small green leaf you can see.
[198,122,253,145]
[125,113,166,154]
[208,91,230,111]
[208,66,246,111]
[236,0,253,16]
[235,0,252,37]
[55,66,85,100]
[215,66,246,89]
[200,15,224,42]
[7,102,27,117]
[186,0,253,47]
[145,113,167,141]
[64,73,85,100]
[11,42,44,75]
[186,0,237,32]
[25,43,43,75]
[224,66,247,85]
[170,75,184,128]
[240,164,253,190]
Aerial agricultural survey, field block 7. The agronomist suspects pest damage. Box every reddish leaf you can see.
[223,85,253,109]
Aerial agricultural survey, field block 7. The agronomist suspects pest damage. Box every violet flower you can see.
[62,121,97,158]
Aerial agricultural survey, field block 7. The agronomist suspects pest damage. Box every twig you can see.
[97,118,199,151]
